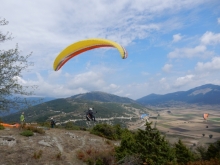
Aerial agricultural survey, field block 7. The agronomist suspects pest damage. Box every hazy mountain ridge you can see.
[0,96,57,117]
[136,84,220,106]
[70,91,135,103]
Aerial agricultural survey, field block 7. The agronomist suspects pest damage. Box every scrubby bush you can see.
[20,130,33,136]
[90,123,125,140]
[64,122,80,130]
[0,124,4,130]
[25,125,45,134]
[33,150,43,159]
[0,125,4,130]
[56,152,62,160]
[76,147,115,165]
[38,121,50,128]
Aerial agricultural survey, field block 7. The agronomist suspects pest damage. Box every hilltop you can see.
[0,127,116,165]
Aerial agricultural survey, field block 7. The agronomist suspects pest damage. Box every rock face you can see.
[0,128,113,165]
[0,136,16,147]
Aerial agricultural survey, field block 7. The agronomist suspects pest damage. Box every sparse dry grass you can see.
[187,158,220,165]
[33,150,43,159]
[25,125,45,134]
[76,145,115,165]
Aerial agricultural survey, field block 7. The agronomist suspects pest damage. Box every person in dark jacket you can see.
[50,118,56,128]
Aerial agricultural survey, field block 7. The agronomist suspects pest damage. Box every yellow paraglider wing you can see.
[53,38,128,71]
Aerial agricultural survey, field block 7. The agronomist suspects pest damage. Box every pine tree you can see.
[115,122,176,165]
[206,140,220,160]
[174,139,194,164]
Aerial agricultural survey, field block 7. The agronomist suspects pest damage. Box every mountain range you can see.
[136,84,220,106]
[69,84,220,106]
[2,84,220,124]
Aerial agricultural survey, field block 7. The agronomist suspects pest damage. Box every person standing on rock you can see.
[20,112,25,130]
[50,118,56,128]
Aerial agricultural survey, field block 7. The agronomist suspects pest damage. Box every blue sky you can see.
[0,0,220,100]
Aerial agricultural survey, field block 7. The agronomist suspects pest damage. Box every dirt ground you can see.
[0,127,116,165]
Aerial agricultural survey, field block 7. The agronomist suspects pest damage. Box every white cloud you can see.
[109,84,119,89]
[160,77,166,83]
[66,71,105,90]
[172,33,182,42]
[141,72,150,76]
[195,57,220,71]
[200,31,220,45]
[218,18,220,24]
[167,45,212,58]
[162,64,172,72]
[174,74,195,87]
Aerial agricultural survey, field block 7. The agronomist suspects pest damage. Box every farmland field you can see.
[131,105,220,148]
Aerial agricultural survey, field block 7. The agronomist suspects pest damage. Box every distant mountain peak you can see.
[189,88,212,96]
[70,91,135,103]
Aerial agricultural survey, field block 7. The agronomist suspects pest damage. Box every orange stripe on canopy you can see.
[56,45,113,71]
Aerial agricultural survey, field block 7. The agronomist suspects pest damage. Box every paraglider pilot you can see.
[86,107,96,121]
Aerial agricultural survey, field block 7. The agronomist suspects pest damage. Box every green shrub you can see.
[64,122,80,130]
[20,130,34,136]
[90,123,125,140]
[25,125,45,134]
[38,121,50,128]
[0,124,5,130]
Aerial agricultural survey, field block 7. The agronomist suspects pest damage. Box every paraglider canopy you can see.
[203,113,209,120]
[53,38,128,71]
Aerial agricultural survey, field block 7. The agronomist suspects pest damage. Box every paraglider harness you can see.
[86,108,97,121]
